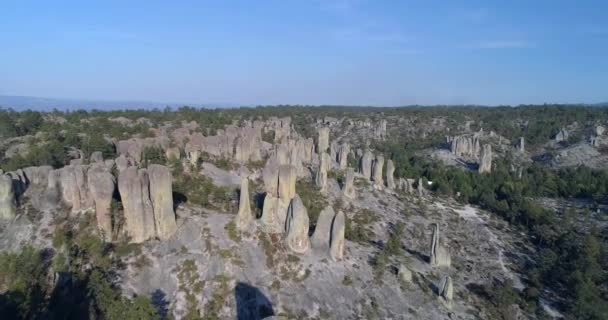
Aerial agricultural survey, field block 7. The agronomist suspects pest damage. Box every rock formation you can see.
[518,137,525,153]
[317,127,330,153]
[449,135,481,159]
[430,224,451,267]
[115,155,130,173]
[87,164,116,241]
[315,152,329,192]
[554,128,569,142]
[337,143,350,169]
[417,178,425,197]
[329,210,345,261]
[310,206,335,252]
[148,164,177,241]
[0,174,16,220]
[398,264,413,283]
[58,164,95,213]
[360,150,373,180]
[478,144,492,173]
[261,159,296,233]
[372,155,384,189]
[90,151,104,163]
[118,167,156,243]
[374,119,387,140]
[236,176,252,230]
[438,276,454,309]
[386,160,396,189]
[342,167,356,199]
[285,195,310,253]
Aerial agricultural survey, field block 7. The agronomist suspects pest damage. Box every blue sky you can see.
[1,0,607,106]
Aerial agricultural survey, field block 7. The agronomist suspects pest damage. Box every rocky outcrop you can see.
[236,176,252,230]
[315,152,330,193]
[360,150,373,180]
[438,276,454,309]
[90,151,104,163]
[118,167,156,243]
[285,195,310,253]
[115,155,130,173]
[449,135,481,159]
[374,119,387,140]
[417,178,425,197]
[148,164,177,241]
[372,155,384,189]
[478,144,492,173]
[430,224,451,267]
[398,264,413,283]
[59,164,95,213]
[87,164,116,241]
[518,137,525,153]
[310,206,335,251]
[554,128,569,142]
[337,143,350,169]
[23,166,52,186]
[317,127,330,153]
[398,178,415,194]
[342,167,356,199]
[386,160,396,189]
[0,174,16,220]
[261,159,297,233]
[329,210,345,261]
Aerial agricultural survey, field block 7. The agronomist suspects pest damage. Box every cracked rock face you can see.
[148,164,177,241]
[310,206,335,252]
[386,159,396,189]
[315,152,330,193]
[430,223,451,268]
[329,210,345,261]
[372,155,384,189]
[118,167,155,243]
[285,195,310,254]
[342,167,356,199]
[0,174,16,220]
[87,164,116,241]
[438,276,454,309]
[317,127,330,154]
[236,176,252,230]
[360,150,373,180]
[479,144,492,173]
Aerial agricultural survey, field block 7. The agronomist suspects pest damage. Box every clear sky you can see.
[1,0,607,106]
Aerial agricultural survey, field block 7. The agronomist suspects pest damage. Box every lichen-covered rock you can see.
[478,144,492,173]
[310,206,335,251]
[372,155,384,189]
[317,127,330,153]
[261,194,283,233]
[148,164,177,241]
[430,224,451,267]
[285,195,310,253]
[0,174,16,220]
[360,150,373,180]
[438,276,454,309]
[87,164,116,241]
[330,210,345,261]
[236,176,252,230]
[386,160,396,189]
[342,167,356,199]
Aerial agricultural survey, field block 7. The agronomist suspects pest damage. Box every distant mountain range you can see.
[0,95,238,111]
